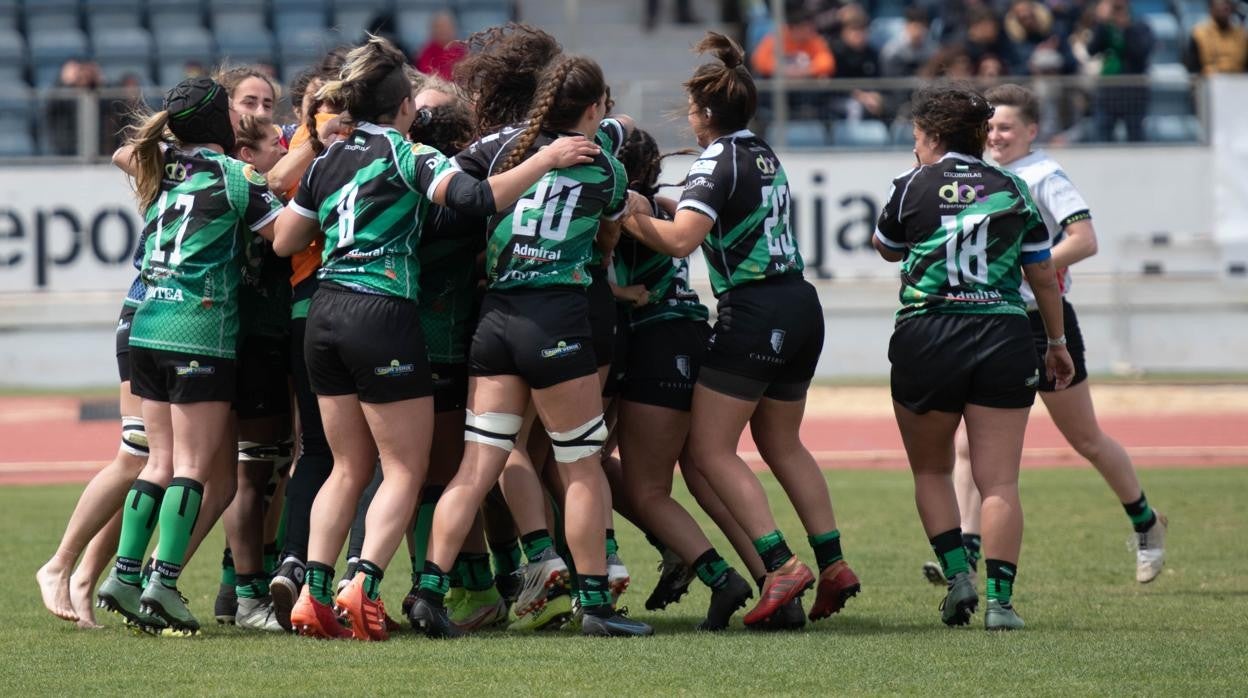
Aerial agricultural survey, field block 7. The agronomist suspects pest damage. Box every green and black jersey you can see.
[454,126,627,291]
[874,152,1050,323]
[676,129,804,297]
[614,197,708,329]
[418,204,485,364]
[131,146,282,359]
[587,117,629,268]
[238,232,292,339]
[289,121,456,301]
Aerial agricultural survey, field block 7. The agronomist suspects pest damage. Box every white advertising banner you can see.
[1210,74,1248,247]
[662,145,1214,281]
[0,166,143,293]
[0,146,1215,293]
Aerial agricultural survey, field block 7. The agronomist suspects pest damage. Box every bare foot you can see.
[69,571,102,629]
[36,559,79,622]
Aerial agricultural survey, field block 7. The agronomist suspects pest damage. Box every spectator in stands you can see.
[882,5,937,77]
[182,60,208,80]
[1004,0,1076,75]
[45,59,104,156]
[830,4,886,120]
[1087,0,1153,141]
[965,7,1022,75]
[919,45,974,79]
[751,8,836,78]
[1185,0,1248,75]
[415,11,467,80]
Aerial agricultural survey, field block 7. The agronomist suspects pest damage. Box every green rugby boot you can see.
[450,587,508,632]
[97,569,166,633]
[140,573,200,634]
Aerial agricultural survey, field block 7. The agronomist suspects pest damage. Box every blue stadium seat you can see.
[396,8,435,52]
[869,17,905,51]
[99,60,152,85]
[890,120,915,147]
[0,0,18,31]
[93,27,151,60]
[1144,114,1202,142]
[278,27,336,72]
[154,25,213,66]
[0,83,32,118]
[275,7,329,43]
[28,28,90,87]
[1143,13,1181,65]
[0,27,26,83]
[1131,0,1172,14]
[86,0,145,33]
[394,0,447,9]
[0,128,36,156]
[832,119,890,147]
[769,120,829,148]
[148,0,205,34]
[458,6,510,34]
[331,1,392,44]
[23,0,80,34]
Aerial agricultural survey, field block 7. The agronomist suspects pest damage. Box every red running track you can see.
[0,397,1245,485]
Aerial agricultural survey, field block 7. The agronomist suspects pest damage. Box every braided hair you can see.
[453,23,562,137]
[497,55,604,173]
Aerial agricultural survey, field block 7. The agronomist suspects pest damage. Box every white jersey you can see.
[1004,150,1091,307]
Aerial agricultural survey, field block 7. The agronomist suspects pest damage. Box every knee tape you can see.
[548,415,608,463]
[240,440,294,504]
[120,416,149,457]
[464,410,523,452]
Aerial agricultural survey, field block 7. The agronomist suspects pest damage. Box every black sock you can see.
[358,559,384,600]
[930,528,970,579]
[986,559,1017,606]
[961,532,982,572]
[577,574,613,616]
[1123,492,1158,533]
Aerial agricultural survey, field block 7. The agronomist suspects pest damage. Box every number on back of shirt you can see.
[154,191,195,267]
[942,214,989,285]
[761,184,795,256]
[514,175,583,241]
[335,182,361,249]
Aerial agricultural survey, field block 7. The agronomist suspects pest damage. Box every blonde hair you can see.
[121,110,173,211]
[310,35,410,151]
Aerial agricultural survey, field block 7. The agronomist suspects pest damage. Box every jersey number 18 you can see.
[942,214,989,286]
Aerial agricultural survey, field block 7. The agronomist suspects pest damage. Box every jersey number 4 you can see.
[154,191,195,267]
[514,175,582,241]
[942,214,990,285]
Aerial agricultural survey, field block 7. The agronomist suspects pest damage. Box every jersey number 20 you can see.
[942,214,989,286]
[514,175,582,241]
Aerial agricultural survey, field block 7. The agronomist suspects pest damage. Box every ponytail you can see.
[123,110,172,211]
[685,32,756,132]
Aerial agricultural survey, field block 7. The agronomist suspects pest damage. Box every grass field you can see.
[5,467,1246,696]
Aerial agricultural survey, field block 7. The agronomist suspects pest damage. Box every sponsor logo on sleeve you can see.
[755,155,777,175]
[685,176,715,191]
[688,159,717,176]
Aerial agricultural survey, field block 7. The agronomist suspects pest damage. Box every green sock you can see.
[412,486,443,582]
[808,529,843,570]
[462,553,494,592]
[752,530,793,572]
[449,557,465,589]
[605,528,619,557]
[962,533,982,572]
[114,480,164,585]
[306,563,335,605]
[576,574,612,613]
[220,548,236,587]
[931,529,970,579]
[152,477,203,587]
[1123,492,1158,533]
[358,559,384,600]
[235,573,269,599]
[986,559,1017,605]
[520,529,555,562]
[418,562,451,601]
[692,549,730,589]
[491,540,522,577]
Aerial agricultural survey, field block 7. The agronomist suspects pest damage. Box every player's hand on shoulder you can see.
[541,136,600,168]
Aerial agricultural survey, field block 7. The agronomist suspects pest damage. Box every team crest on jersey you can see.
[675,355,691,379]
[755,155,777,175]
[375,359,415,377]
[689,159,717,176]
[164,162,190,182]
[769,329,786,354]
[242,164,267,186]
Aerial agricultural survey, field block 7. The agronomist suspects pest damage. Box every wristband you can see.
[1047,335,1067,347]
